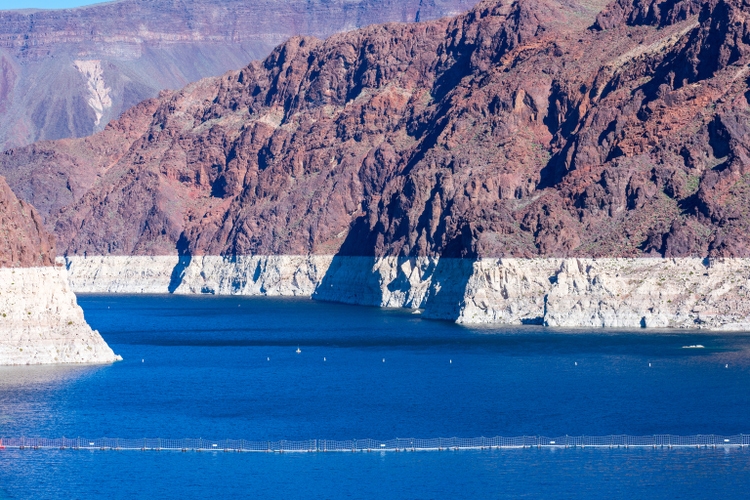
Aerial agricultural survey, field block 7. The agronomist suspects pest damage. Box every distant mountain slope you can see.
[0,0,476,150]
[2,0,750,259]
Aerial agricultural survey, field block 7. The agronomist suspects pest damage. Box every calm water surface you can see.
[1,294,750,498]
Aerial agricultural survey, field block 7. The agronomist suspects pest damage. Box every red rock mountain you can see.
[0,175,54,267]
[1,0,749,259]
[0,0,475,150]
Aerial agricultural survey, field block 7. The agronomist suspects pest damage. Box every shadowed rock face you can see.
[0,0,476,151]
[2,0,750,259]
[0,175,54,267]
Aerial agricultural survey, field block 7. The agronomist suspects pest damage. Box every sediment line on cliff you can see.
[0,266,121,365]
[65,255,750,330]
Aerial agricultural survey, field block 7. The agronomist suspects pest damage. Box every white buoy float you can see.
[382,358,385,363]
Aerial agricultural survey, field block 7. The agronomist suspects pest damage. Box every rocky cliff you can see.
[2,0,750,329]
[0,176,120,365]
[0,175,53,267]
[0,0,476,151]
[0,266,122,365]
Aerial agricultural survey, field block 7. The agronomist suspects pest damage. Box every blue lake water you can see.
[2,294,750,498]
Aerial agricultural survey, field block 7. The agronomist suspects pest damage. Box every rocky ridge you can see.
[4,0,750,260]
[0,0,475,151]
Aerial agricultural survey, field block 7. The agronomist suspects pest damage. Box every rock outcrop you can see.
[459,257,750,330]
[2,0,750,329]
[0,0,476,151]
[0,266,123,365]
[0,176,120,365]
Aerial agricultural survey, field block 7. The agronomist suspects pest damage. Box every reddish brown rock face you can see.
[1,0,750,259]
[0,0,476,151]
[0,176,54,267]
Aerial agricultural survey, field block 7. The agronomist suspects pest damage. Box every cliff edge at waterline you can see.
[0,176,120,365]
[65,255,750,330]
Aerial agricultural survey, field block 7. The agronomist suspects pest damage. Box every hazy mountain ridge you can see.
[0,0,475,150]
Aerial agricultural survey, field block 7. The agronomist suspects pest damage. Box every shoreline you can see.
[63,255,750,331]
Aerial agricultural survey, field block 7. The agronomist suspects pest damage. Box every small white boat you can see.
[296,346,302,354]
[682,344,705,349]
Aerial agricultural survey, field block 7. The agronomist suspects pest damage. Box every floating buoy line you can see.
[0,434,747,453]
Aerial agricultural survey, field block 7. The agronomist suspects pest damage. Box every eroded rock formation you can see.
[0,0,476,150]
[5,0,750,260]
[0,176,120,365]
